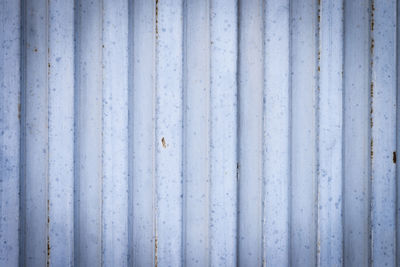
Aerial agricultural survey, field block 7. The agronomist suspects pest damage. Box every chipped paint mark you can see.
[393,152,396,164]
[161,137,166,148]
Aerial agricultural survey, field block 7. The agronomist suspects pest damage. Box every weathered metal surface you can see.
[0,0,399,266]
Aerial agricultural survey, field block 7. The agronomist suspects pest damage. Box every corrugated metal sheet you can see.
[0,0,399,266]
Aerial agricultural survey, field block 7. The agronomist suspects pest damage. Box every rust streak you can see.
[154,235,158,267]
[393,152,396,164]
[155,0,159,39]
[47,199,50,267]
[236,162,240,181]
[18,103,21,120]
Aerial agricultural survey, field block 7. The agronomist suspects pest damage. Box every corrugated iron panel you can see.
[0,0,399,266]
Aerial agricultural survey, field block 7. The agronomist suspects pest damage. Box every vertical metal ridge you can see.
[102,0,129,265]
[370,0,397,265]
[74,0,104,265]
[318,0,345,265]
[24,0,50,265]
[209,0,238,265]
[238,0,264,264]
[263,0,291,265]
[48,0,75,265]
[290,0,319,265]
[154,1,184,265]
[0,0,21,265]
[183,0,211,265]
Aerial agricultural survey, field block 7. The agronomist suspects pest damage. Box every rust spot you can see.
[318,66,320,72]
[161,137,166,148]
[48,63,51,68]
[393,151,396,163]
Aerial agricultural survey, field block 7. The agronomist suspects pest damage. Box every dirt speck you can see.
[161,137,166,148]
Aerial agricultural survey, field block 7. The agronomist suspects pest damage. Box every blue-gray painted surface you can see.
[0,0,399,266]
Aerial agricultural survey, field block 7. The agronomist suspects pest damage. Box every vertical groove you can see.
[207,1,212,265]
[154,0,158,265]
[46,0,50,265]
[100,2,104,265]
[316,0,321,265]
[288,0,293,264]
[127,0,132,264]
[397,0,400,264]
[73,0,79,264]
[73,0,80,265]
[152,0,157,265]
[235,0,240,265]
[19,0,27,265]
[261,0,266,264]
[182,0,187,265]
[341,0,346,264]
